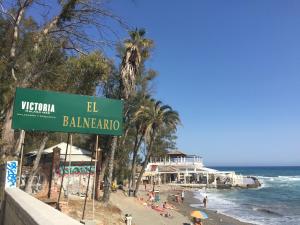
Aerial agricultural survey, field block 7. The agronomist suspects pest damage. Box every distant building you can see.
[143,150,260,188]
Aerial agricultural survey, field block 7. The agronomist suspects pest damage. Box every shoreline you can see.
[164,189,255,225]
[107,185,258,225]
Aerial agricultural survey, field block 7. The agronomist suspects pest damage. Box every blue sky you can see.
[25,0,300,166]
[107,0,300,166]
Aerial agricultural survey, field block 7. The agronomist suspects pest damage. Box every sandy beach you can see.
[62,184,256,225]
[109,185,256,225]
[167,190,255,225]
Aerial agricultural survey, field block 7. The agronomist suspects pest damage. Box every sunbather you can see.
[163,201,176,210]
[152,205,172,218]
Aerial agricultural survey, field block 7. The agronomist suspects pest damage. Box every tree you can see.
[102,28,153,203]
[0,9,113,186]
[133,99,180,196]
[0,0,123,158]
[25,133,48,193]
[119,28,154,99]
[0,0,33,156]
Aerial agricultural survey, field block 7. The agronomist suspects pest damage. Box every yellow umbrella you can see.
[190,210,208,219]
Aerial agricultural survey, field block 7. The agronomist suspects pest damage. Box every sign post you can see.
[12,88,124,217]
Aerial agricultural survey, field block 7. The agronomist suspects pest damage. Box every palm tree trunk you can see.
[102,136,117,204]
[98,154,109,189]
[134,135,154,197]
[130,152,138,190]
[128,129,139,189]
[130,133,144,190]
[25,134,48,193]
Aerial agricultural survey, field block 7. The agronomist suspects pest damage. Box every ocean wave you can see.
[191,191,262,224]
[190,190,300,225]
[256,175,300,180]
[256,175,300,188]
[193,189,243,209]
[277,176,300,181]
[252,207,282,216]
[190,203,203,208]
[216,211,266,225]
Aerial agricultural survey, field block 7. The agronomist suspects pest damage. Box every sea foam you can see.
[189,174,300,225]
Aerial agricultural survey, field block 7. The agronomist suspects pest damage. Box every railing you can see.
[149,156,203,166]
[147,162,204,170]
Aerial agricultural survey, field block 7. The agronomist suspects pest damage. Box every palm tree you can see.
[119,28,153,100]
[133,99,180,196]
[102,29,153,203]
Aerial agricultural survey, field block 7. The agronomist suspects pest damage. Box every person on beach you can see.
[181,190,185,202]
[175,193,180,203]
[203,196,208,208]
[193,218,203,225]
[125,214,132,225]
[148,191,155,203]
[163,201,176,210]
[163,201,167,209]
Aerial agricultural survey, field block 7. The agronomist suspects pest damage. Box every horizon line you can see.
[207,165,300,167]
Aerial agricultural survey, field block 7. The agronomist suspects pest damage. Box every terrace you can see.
[149,150,204,168]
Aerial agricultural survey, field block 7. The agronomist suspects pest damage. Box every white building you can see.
[143,150,260,188]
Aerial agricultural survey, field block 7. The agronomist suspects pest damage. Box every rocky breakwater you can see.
[235,176,261,189]
[217,175,261,189]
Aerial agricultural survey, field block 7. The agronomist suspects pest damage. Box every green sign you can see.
[12,88,123,135]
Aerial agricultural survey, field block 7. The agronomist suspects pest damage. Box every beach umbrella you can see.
[190,210,208,219]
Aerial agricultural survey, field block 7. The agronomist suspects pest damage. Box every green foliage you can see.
[120,28,154,99]
[0,13,114,154]
[0,6,181,189]
[59,0,79,24]
[64,52,112,95]
[151,127,178,158]
[135,99,180,143]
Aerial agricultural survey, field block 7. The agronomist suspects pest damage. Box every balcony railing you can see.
[149,156,203,166]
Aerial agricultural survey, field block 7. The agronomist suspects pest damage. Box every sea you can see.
[190,166,300,225]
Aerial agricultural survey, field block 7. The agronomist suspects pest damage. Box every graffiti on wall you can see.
[6,161,18,188]
[60,174,95,196]
[55,164,96,195]
[18,164,96,197]
[57,165,95,175]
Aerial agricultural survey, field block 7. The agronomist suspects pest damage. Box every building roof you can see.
[167,149,187,156]
[26,142,93,162]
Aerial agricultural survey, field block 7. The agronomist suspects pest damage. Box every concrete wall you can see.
[1,188,81,225]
